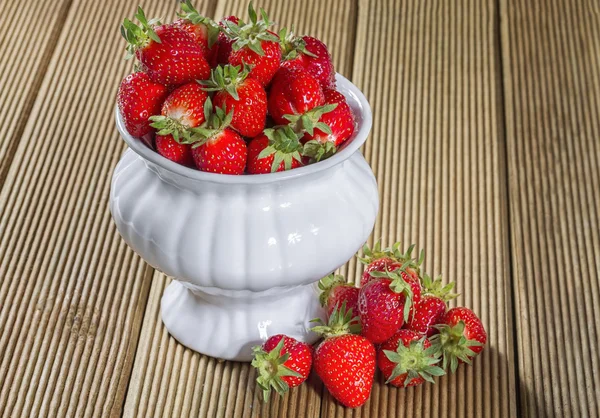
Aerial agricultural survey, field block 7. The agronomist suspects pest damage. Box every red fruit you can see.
[358,269,414,344]
[171,0,220,62]
[429,307,487,373]
[268,65,325,125]
[406,275,458,337]
[251,334,313,401]
[200,65,267,137]
[190,100,247,174]
[361,262,422,309]
[280,29,335,89]
[117,72,168,137]
[155,135,194,166]
[224,4,281,86]
[317,274,359,317]
[359,241,424,285]
[121,7,210,85]
[149,83,209,165]
[213,16,240,66]
[312,305,375,408]
[361,258,402,287]
[247,126,304,174]
[378,329,445,387]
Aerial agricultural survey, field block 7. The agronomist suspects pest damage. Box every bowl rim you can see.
[115,73,372,184]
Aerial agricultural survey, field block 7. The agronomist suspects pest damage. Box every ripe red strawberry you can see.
[359,241,423,286]
[430,307,487,373]
[251,334,313,401]
[406,274,458,337]
[301,89,355,162]
[200,65,267,137]
[171,0,220,62]
[213,16,240,66]
[246,126,304,174]
[317,274,359,317]
[121,7,210,85]
[189,99,247,174]
[378,329,445,387]
[268,65,325,125]
[224,4,281,86]
[312,304,375,408]
[117,72,168,137]
[280,28,335,89]
[149,83,208,165]
[358,269,414,344]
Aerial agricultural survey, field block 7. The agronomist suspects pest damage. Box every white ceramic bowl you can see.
[110,74,378,361]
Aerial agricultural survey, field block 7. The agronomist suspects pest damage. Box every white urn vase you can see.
[110,74,378,361]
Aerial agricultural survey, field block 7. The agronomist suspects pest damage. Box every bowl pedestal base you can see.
[161,281,326,361]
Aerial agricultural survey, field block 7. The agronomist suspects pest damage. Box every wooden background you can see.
[0,0,598,416]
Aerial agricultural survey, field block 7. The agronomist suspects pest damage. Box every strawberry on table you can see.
[359,241,424,287]
[312,304,375,408]
[117,72,169,137]
[149,82,209,166]
[246,125,304,174]
[251,334,313,401]
[223,3,281,86]
[317,274,359,317]
[200,64,267,137]
[358,268,414,344]
[301,88,355,162]
[406,274,458,337]
[429,307,487,373]
[268,65,328,127]
[121,7,210,86]
[171,0,220,62]
[213,15,240,66]
[378,329,445,387]
[280,28,335,89]
[188,99,247,174]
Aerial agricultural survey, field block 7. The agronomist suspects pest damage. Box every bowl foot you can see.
[161,281,326,362]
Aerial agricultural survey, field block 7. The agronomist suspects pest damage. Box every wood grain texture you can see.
[501,0,600,416]
[0,0,73,186]
[0,0,179,416]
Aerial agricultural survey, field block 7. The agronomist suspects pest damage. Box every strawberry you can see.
[171,0,220,62]
[149,82,209,166]
[359,241,424,286]
[268,65,325,125]
[121,7,210,86]
[378,329,445,387]
[429,307,487,373]
[251,334,313,401]
[406,275,458,337]
[213,16,240,66]
[200,65,267,137]
[246,126,304,174]
[224,4,281,86]
[301,89,355,162]
[117,72,168,137]
[312,304,375,408]
[188,99,247,174]
[280,28,335,89]
[358,269,414,344]
[317,274,359,317]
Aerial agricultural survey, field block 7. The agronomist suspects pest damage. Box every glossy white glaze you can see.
[110,74,378,361]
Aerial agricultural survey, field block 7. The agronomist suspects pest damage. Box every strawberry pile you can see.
[252,242,487,408]
[117,2,356,175]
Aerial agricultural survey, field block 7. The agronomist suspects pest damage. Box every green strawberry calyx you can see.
[149,115,195,144]
[258,125,304,172]
[185,98,234,148]
[317,274,354,307]
[302,140,337,163]
[383,338,445,386]
[358,241,425,274]
[121,7,161,59]
[251,337,303,402]
[421,274,459,302]
[311,302,361,338]
[429,321,484,373]
[368,264,415,322]
[279,26,318,60]
[198,64,252,101]
[284,104,337,136]
[178,0,220,47]
[223,2,279,56]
